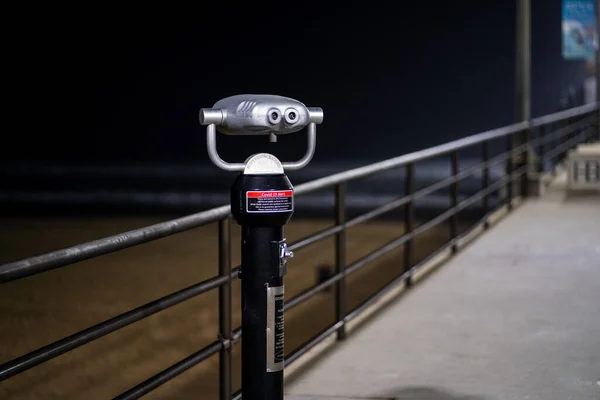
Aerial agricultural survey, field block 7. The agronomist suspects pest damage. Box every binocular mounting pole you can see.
[201,95,323,400]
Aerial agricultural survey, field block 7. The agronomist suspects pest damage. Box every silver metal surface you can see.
[531,102,598,127]
[281,122,316,170]
[200,94,323,172]
[200,94,323,136]
[199,108,224,125]
[243,153,285,175]
[266,285,285,372]
[206,124,246,172]
[278,239,293,277]
[279,240,294,260]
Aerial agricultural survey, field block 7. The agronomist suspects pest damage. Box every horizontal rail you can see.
[530,102,597,127]
[410,143,526,203]
[288,225,343,252]
[542,129,589,161]
[294,120,530,195]
[346,234,410,276]
[0,206,230,284]
[2,104,596,286]
[0,104,593,396]
[345,143,527,228]
[531,117,591,148]
[0,274,228,380]
[285,272,343,311]
[114,340,223,400]
[345,195,409,227]
[285,162,528,312]
[286,321,344,365]
[286,201,520,375]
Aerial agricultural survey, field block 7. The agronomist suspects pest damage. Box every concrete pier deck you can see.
[287,178,600,400]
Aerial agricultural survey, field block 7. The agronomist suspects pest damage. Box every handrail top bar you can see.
[296,120,528,195]
[297,102,598,196]
[0,205,231,283]
[0,103,596,283]
[530,102,598,128]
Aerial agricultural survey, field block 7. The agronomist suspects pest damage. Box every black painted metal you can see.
[450,151,459,253]
[334,183,347,340]
[403,163,414,286]
[0,206,230,283]
[113,341,223,400]
[219,218,233,400]
[0,274,229,381]
[482,140,490,228]
[230,172,292,400]
[521,127,531,197]
[506,132,515,210]
[240,226,284,400]
[537,125,546,173]
[0,104,596,399]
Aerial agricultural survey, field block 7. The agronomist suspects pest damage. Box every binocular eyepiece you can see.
[200,94,323,172]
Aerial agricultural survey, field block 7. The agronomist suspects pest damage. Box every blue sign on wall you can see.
[562,0,597,60]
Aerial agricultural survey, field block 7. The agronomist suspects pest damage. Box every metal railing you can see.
[1,103,598,399]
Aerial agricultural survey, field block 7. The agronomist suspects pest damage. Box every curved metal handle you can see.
[206,124,246,171]
[206,123,317,172]
[282,123,316,170]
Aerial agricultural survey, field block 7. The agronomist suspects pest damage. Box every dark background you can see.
[0,0,590,212]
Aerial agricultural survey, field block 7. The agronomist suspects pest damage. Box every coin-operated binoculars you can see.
[200,95,323,400]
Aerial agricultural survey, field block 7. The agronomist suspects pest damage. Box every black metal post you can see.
[537,125,546,174]
[506,133,514,210]
[240,226,285,400]
[590,114,598,143]
[230,172,294,400]
[404,163,414,286]
[218,217,232,400]
[450,151,459,253]
[597,112,600,142]
[564,118,573,162]
[334,183,347,340]
[520,128,531,198]
[482,141,490,229]
[551,122,559,174]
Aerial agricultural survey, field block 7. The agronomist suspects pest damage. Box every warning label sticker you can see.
[246,190,294,213]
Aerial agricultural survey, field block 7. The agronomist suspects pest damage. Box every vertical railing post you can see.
[521,127,531,198]
[597,109,600,142]
[590,113,598,143]
[450,151,459,253]
[506,132,514,210]
[482,140,490,229]
[551,122,559,174]
[564,118,572,162]
[537,125,546,174]
[218,217,232,400]
[585,114,593,143]
[334,183,347,340]
[403,163,414,286]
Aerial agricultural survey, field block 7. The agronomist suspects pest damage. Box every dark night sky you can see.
[2,0,588,166]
